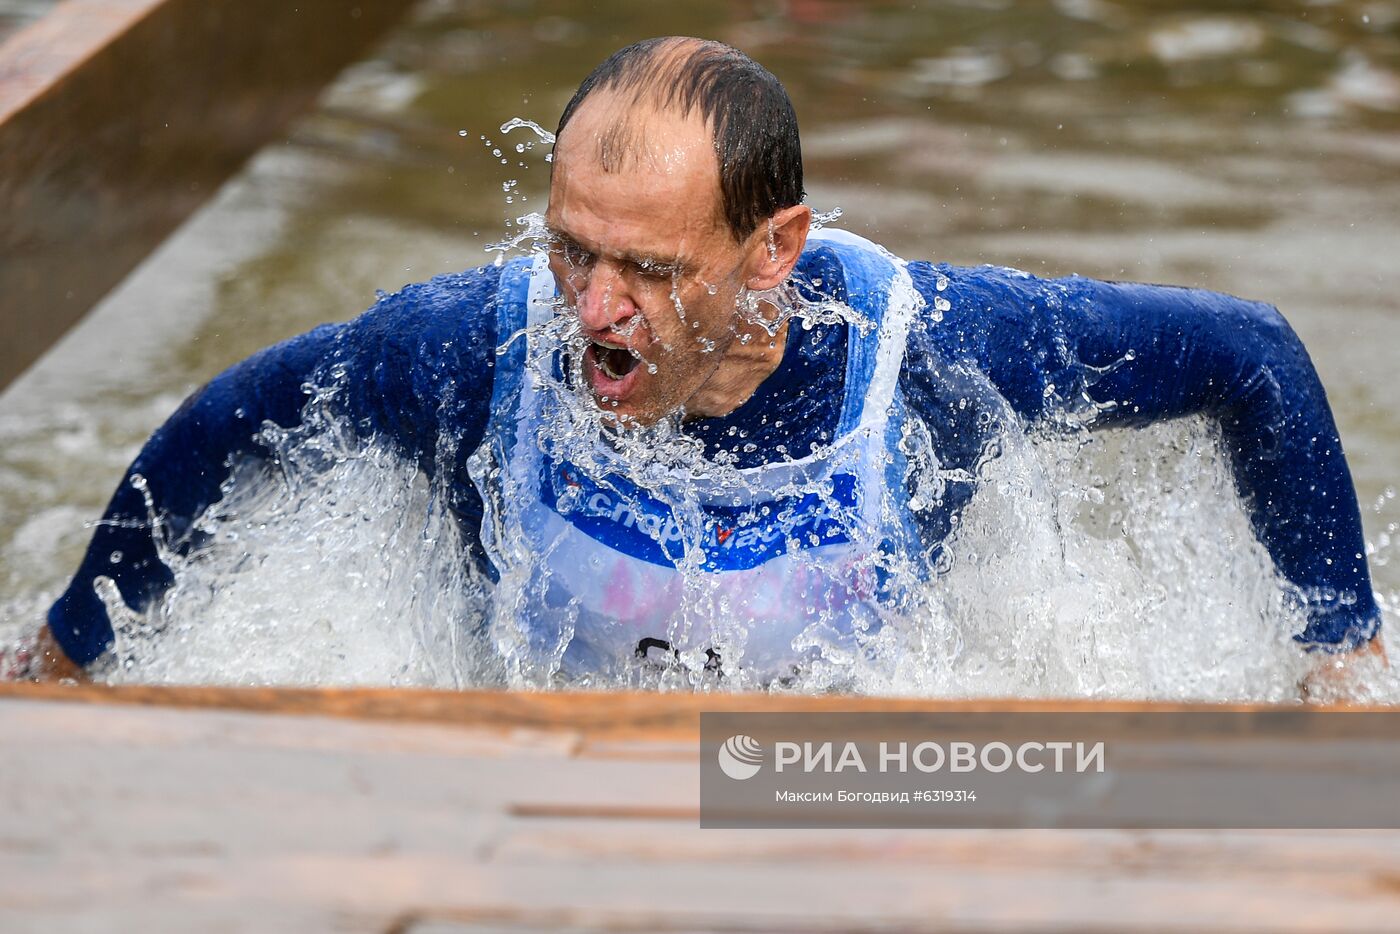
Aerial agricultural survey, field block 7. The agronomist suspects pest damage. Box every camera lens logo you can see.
[717,734,764,780]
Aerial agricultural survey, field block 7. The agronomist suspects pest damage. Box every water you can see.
[2,0,1398,700]
[54,238,1341,701]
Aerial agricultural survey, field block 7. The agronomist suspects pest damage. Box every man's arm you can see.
[43,266,504,670]
[43,324,338,668]
[906,261,1381,653]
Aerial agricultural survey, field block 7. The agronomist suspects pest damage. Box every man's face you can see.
[544,96,760,426]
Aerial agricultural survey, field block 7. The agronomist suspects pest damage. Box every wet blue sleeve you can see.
[47,266,503,666]
[906,261,1380,651]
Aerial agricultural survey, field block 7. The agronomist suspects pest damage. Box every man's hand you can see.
[1301,634,1388,704]
[6,626,89,682]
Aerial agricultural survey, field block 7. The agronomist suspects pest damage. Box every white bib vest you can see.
[470,230,919,681]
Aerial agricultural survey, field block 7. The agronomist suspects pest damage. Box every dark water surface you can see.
[3,0,1398,660]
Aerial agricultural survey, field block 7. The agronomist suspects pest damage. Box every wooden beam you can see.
[0,681,1377,739]
[0,0,417,389]
[2,693,1399,932]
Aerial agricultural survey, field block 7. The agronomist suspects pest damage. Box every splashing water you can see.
[466,278,884,691]
[499,117,556,145]
[93,390,500,688]
[39,221,1390,704]
[485,211,550,262]
[811,206,844,230]
[10,180,1392,701]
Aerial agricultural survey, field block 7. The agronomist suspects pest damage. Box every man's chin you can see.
[585,387,681,430]
[591,397,664,429]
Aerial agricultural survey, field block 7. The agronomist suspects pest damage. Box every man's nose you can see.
[575,261,635,333]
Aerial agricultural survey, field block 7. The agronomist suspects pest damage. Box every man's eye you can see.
[550,239,594,269]
[635,263,680,281]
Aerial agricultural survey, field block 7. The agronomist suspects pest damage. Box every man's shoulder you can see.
[907,259,1277,322]
[319,263,511,394]
[360,263,508,327]
[797,234,1081,311]
[906,260,1088,308]
[898,260,1089,358]
[339,263,509,355]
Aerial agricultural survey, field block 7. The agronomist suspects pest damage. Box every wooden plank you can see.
[0,681,1382,742]
[3,697,1400,933]
[0,0,416,388]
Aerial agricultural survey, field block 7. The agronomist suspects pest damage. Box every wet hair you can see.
[555,37,804,242]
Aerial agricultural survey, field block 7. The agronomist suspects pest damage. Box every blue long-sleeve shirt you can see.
[46,247,1382,665]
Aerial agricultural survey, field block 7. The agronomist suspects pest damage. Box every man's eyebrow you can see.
[547,225,686,272]
[619,249,684,271]
[546,225,588,251]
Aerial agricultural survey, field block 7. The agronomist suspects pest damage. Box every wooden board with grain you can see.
[1,683,1398,933]
[0,0,416,388]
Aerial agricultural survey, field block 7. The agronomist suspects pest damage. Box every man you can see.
[36,37,1384,688]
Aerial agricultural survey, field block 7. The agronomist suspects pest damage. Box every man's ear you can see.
[745,204,812,291]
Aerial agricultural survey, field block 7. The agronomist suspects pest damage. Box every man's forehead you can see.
[548,95,729,248]
[554,92,718,181]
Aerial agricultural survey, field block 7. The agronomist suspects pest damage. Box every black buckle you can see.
[634,637,723,674]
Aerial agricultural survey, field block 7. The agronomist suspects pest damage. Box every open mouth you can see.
[590,341,641,382]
